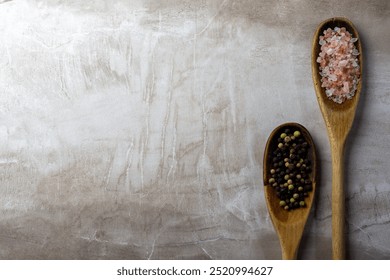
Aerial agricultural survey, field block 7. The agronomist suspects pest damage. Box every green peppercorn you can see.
[284,205,289,210]
[270,169,276,174]
[278,143,283,149]
[287,179,293,185]
[269,178,275,184]
[293,193,299,199]
[284,175,289,180]
[279,201,286,207]
[298,186,304,192]
[293,131,301,137]
[290,198,295,203]
[299,201,305,207]
[288,184,294,190]
[280,133,287,139]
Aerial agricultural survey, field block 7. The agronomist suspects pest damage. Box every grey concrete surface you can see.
[0,0,389,259]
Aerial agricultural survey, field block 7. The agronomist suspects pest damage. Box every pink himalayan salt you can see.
[317,27,360,104]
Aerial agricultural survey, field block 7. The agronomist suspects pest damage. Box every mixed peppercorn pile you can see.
[267,128,313,211]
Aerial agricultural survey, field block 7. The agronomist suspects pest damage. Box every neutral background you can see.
[0,0,389,259]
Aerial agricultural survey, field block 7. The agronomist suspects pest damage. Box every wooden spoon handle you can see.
[281,247,298,260]
[279,227,301,260]
[331,142,346,259]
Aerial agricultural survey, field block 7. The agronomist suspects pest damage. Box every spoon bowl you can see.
[263,122,317,259]
[312,17,363,119]
[311,17,363,259]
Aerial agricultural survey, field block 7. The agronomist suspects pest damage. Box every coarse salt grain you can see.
[317,27,360,104]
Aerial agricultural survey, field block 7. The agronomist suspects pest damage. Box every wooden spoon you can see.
[311,17,363,259]
[263,123,317,259]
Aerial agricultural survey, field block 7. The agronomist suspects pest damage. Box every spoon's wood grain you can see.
[263,123,317,260]
[311,17,363,260]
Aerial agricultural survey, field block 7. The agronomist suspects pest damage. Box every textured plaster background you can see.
[0,0,389,259]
